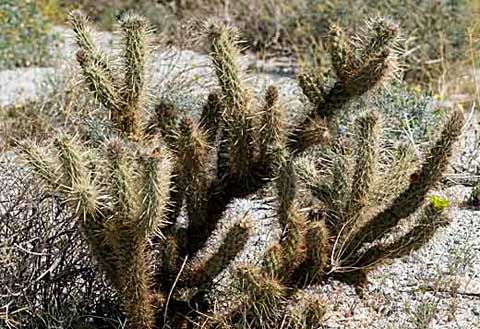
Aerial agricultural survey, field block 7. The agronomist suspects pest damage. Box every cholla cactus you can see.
[18,12,464,329]
[20,11,171,329]
[295,110,463,278]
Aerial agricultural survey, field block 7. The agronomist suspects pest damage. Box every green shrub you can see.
[0,0,56,69]
[347,82,449,144]
[16,12,464,329]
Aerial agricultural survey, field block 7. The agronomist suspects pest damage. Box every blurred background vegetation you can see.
[1,0,479,88]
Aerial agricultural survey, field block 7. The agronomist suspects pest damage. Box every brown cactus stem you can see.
[200,90,223,144]
[185,164,272,255]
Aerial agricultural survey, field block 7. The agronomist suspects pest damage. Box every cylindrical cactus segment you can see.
[298,72,325,107]
[200,91,223,144]
[138,147,172,236]
[183,217,251,287]
[258,86,286,164]
[207,22,254,176]
[329,23,355,81]
[304,220,331,278]
[341,109,464,265]
[360,18,398,61]
[69,11,121,116]
[69,10,98,58]
[207,23,247,113]
[119,12,150,136]
[345,111,381,217]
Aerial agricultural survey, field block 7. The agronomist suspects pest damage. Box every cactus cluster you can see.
[19,12,464,329]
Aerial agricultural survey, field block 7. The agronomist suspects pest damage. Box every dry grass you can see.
[0,156,121,328]
[56,0,477,88]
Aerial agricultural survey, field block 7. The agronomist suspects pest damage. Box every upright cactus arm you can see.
[118,13,150,136]
[71,11,154,138]
[301,220,331,281]
[258,86,287,165]
[105,138,138,224]
[345,111,381,218]
[119,13,149,108]
[207,23,248,115]
[69,11,122,116]
[200,90,224,145]
[273,149,307,275]
[137,147,172,237]
[329,23,355,82]
[207,22,255,177]
[360,18,399,61]
[174,117,213,253]
[297,72,326,108]
[340,109,464,266]
[69,10,106,64]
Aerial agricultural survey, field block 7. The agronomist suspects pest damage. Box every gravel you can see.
[314,204,480,329]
